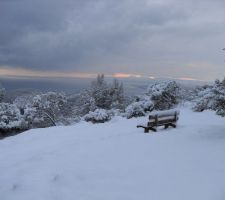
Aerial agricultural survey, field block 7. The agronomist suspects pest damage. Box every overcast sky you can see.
[0,0,225,81]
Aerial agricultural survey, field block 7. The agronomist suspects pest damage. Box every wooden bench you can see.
[137,109,180,133]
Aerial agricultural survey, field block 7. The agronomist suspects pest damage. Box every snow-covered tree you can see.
[30,92,67,127]
[192,78,225,117]
[0,103,24,134]
[91,74,125,110]
[14,92,67,128]
[70,90,97,117]
[71,75,125,117]
[212,78,225,116]
[0,83,5,102]
[91,74,112,109]
[192,85,214,112]
[110,79,125,109]
[147,81,180,110]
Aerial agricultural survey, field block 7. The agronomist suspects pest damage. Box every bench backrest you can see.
[148,109,180,126]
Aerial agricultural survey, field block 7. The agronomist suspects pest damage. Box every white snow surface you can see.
[1,107,225,200]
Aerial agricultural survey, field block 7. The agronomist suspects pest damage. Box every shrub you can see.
[84,109,111,123]
[192,78,225,117]
[212,79,225,116]
[192,86,214,112]
[125,99,154,119]
[0,103,25,135]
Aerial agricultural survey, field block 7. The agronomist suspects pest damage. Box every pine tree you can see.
[91,74,111,109]
[110,79,124,109]
[0,83,5,102]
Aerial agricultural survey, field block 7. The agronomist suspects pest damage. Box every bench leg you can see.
[137,125,157,133]
[149,127,157,132]
[169,123,176,128]
[144,128,149,133]
[144,127,157,133]
[137,125,150,133]
[164,124,169,129]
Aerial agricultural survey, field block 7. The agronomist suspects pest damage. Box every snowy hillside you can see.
[0,107,225,200]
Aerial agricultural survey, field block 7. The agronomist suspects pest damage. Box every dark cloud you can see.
[0,0,224,80]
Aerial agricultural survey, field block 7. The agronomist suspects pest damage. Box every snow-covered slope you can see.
[0,108,225,200]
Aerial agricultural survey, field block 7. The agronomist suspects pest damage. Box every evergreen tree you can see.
[192,85,214,112]
[0,83,5,102]
[212,78,225,116]
[91,74,112,109]
[192,78,225,117]
[91,74,125,110]
[110,79,124,109]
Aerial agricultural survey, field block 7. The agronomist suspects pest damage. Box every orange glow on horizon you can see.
[178,77,198,81]
[0,66,203,82]
[149,76,155,79]
[113,73,143,78]
[0,67,97,79]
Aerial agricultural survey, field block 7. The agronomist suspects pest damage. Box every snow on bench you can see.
[137,109,180,133]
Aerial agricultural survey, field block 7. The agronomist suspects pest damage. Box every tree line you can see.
[0,75,225,137]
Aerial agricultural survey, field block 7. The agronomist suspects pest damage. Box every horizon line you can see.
[0,66,209,82]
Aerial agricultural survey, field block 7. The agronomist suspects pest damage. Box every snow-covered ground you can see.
[0,107,225,200]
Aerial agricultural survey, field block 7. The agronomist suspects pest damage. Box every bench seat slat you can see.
[148,119,176,126]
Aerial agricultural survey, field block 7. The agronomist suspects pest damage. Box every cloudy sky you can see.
[0,0,225,81]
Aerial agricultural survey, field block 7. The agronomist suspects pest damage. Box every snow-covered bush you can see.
[125,98,154,119]
[13,95,39,128]
[147,81,180,110]
[125,102,146,119]
[192,78,225,117]
[84,109,111,123]
[192,85,214,112]
[124,81,180,119]
[0,103,24,134]
[212,79,225,116]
